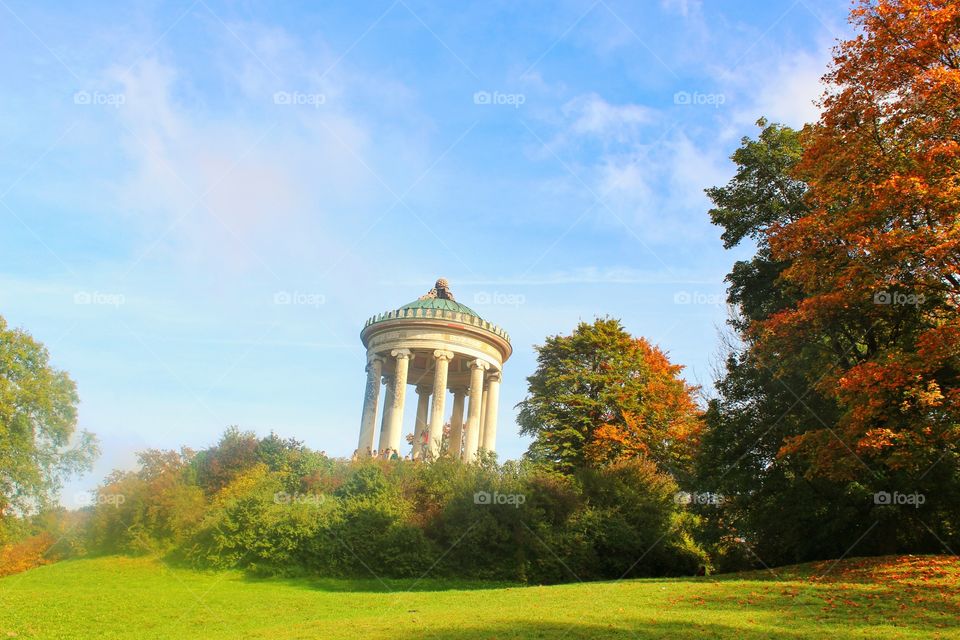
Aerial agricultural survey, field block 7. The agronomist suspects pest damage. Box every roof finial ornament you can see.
[419,277,455,301]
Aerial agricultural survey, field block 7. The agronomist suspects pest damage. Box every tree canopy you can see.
[696,0,960,566]
[759,0,960,479]
[518,318,701,478]
[0,315,98,535]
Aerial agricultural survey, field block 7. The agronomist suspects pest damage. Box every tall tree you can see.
[698,0,960,566]
[0,315,98,533]
[761,0,960,481]
[518,318,701,478]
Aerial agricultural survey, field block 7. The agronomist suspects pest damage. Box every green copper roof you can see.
[361,278,510,344]
[398,297,481,317]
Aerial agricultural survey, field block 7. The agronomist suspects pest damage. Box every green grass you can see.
[1,555,958,639]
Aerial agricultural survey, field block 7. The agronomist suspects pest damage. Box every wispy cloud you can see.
[107,54,371,272]
[534,93,728,243]
[563,92,655,140]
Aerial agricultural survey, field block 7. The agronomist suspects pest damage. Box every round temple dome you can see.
[356,278,510,464]
[361,277,510,346]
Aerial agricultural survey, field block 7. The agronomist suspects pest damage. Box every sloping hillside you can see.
[0,555,957,639]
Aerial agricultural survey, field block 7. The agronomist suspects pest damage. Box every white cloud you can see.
[91,23,426,278]
[109,58,311,269]
[594,135,726,243]
[543,93,728,243]
[738,49,826,127]
[712,31,841,132]
[562,92,656,142]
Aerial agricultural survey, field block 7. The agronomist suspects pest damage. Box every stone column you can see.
[462,359,489,462]
[427,350,454,459]
[383,348,411,456]
[357,354,384,457]
[478,381,488,447]
[448,388,466,460]
[412,385,431,460]
[481,371,501,453]
[377,375,394,454]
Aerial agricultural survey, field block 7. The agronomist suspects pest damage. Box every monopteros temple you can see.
[357,278,511,461]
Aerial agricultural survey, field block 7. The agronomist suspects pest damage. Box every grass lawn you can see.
[0,555,958,639]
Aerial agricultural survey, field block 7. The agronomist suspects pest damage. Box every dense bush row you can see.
[80,429,706,583]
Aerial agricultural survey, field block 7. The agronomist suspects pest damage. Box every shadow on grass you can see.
[304,620,833,639]
[241,573,520,593]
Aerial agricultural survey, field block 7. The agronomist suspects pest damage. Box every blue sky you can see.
[0,0,853,504]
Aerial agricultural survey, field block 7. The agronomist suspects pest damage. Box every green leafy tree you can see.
[696,121,873,567]
[0,315,97,536]
[705,118,806,329]
[518,318,701,478]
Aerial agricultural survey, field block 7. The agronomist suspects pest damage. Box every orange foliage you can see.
[755,0,960,478]
[0,532,57,577]
[583,338,702,470]
[777,0,960,300]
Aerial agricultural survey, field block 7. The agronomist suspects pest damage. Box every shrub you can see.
[0,532,56,576]
[185,466,331,572]
[73,430,707,582]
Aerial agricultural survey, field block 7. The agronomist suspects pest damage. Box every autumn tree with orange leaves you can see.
[696,0,960,567]
[759,0,960,480]
[518,318,701,478]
